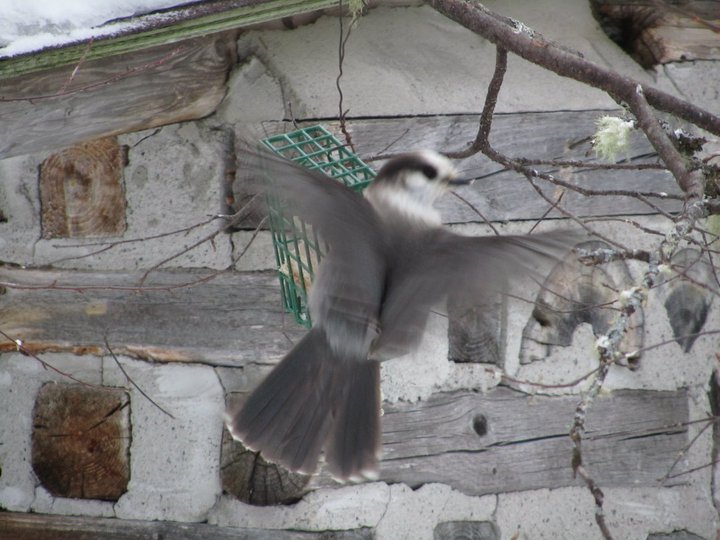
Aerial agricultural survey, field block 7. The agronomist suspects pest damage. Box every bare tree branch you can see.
[429,0,720,137]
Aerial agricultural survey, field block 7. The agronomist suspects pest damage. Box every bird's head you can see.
[365,150,471,224]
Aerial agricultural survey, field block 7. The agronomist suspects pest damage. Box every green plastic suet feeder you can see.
[262,125,376,327]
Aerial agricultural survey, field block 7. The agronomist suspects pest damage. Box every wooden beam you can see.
[591,1,720,66]
[0,267,304,366]
[0,511,372,540]
[311,387,689,495]
[0,35,235,159]
[641,12,720,64]
[0,0,338,79]
[243,113,682,223]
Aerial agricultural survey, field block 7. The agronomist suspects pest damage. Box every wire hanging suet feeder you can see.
[262,125,375,327]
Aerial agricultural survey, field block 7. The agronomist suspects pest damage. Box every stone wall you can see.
[1,2,719,539]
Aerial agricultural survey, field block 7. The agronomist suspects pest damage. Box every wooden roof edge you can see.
[0,0,340,79]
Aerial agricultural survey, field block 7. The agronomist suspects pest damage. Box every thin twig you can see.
[659,415,717,484]
[624,84,705,200]
[500,367,601,391]
[1,47,184,103]
[448,191,501,235]
[529,189,565,234]
[104,336,175,419]
[138,196,262,284]
[515,156,667,171]
[0,328,95,387]
[59,38,94,94]
[336,0,356,152]
[49,214,225,265]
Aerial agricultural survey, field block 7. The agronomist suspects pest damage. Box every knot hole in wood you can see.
[472,413,488,437]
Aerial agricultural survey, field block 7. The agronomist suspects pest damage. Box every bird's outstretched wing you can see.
[237,141,388,352]
[374,228,583,355]
[237,140,384,252]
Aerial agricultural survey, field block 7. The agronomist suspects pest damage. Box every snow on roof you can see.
[0,0,191,59]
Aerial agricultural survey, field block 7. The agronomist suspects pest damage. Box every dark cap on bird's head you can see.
[365,150,473,223]
[373,150,471,188]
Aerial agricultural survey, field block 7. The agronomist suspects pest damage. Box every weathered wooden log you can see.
[234,113,682,227]
[39,137,127,239]
[591,1,720,66]
[311,387,688,496]
[519,240,644,365]
[0,267,304,366]
[221,395,310,505]
[0,511,372,540]
[32,383,130,501]
[0,36,235,159]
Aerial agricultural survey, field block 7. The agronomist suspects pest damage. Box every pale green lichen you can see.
[592,116,635,162]
[348,0,365,20]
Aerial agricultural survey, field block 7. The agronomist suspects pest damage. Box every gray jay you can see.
[226,146,577,481]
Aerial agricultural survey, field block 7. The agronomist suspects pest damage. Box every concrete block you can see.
[214,56,286,124]
[380,311,450,403]
[210,481,495,539]
[31,486,116,518]
[231,230,278,272]
[107,358,224,522]
[374,484,496,540]
[0,153,42,265]
[210,482,392,530]
[496,486,717,540]
[29,122,233,271]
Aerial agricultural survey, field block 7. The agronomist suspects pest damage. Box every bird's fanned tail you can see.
[325,358,381,480]
[225,327,381,480]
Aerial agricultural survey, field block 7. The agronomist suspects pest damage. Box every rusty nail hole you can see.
[472,414,488,437]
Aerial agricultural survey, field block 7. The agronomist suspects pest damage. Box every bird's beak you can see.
[448,177,475,187]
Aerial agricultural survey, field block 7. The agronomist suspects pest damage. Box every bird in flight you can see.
[226,145,578,481]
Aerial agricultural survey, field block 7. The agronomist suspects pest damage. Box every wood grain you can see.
[246,113,682,224]
[312,387,688,496]
[643,13,720,64]
[0,0,339,78]
[345,114,683,222]
[448,293,506,365]
[0,36,234,159]
[519,240,644,365]
[0,267,305,366]
[32,383,130,500]
[40,137,127,238]
[221,394,310,505]
[0,511,372,540]
[591,1,720,66]
[434,521,498,540]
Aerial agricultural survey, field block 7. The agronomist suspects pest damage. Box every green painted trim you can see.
[0,0,339,79]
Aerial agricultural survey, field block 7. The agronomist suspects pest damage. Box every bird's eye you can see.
[422,165,438,179]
